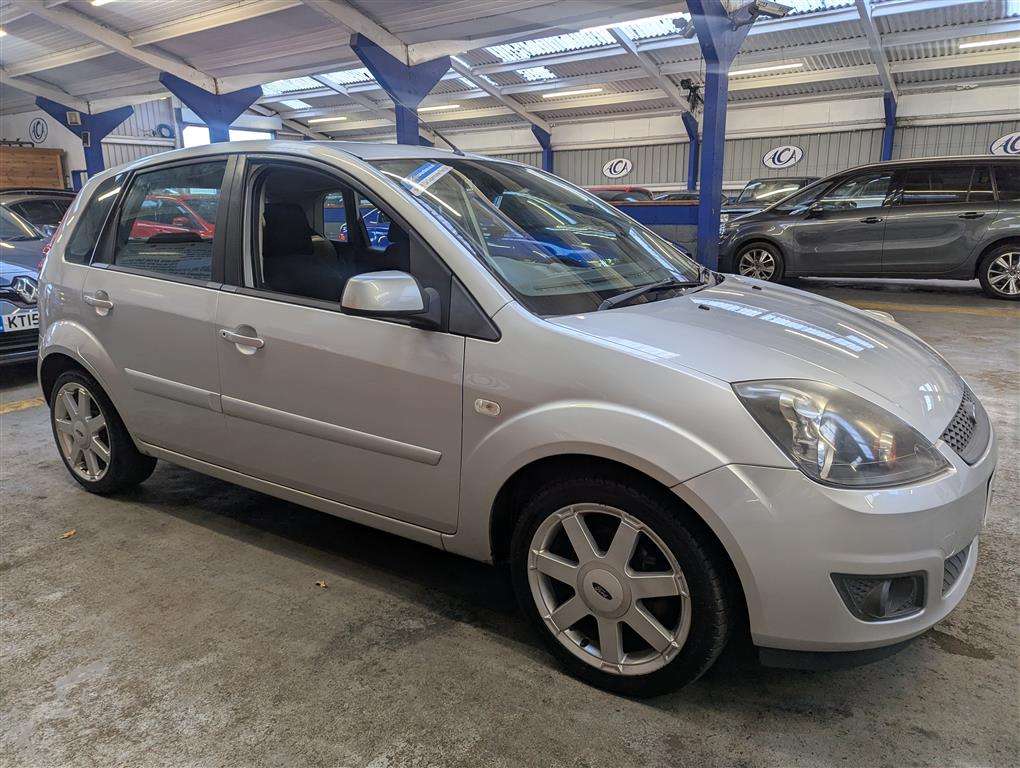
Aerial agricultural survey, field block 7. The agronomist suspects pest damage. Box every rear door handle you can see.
[859,216,883,224]
[958,211,985,219]
[219,328,265,353]
[83,290,113,316]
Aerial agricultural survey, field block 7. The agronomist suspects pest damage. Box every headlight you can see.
[733,380,950,488]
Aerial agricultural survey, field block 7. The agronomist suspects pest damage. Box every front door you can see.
[81,158,230,464]
[789,169,893,275]
[215,159,465,533]
[881,164,999,275]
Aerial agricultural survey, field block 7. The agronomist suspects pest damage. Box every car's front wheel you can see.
[978,245,1020,300]
[735,242,784,282]
[49,370,156,494]
[511,473,735,697]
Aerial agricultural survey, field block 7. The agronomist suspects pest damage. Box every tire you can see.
[734,241,784,282]
[977,245,1020,300]
[510,473,735,697]
[49,369,156,494]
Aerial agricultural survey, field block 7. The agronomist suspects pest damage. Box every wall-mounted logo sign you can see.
[990,131,1020,156]
[602,158,633,178]
[28,117,48,143]
[762,145,804,169]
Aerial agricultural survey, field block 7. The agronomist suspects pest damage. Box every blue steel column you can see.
[158,73,262,143]
[34,97,134,184]
[881,91,897,161]
[531,125,554,172]
[681,111,700,192]
[687,0,753,268]
[350,34,451,146]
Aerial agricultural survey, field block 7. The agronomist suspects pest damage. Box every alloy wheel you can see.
[737,248,776,280]
[53,382,111,482]
[527,504,691,676]
[987,251,1020,296]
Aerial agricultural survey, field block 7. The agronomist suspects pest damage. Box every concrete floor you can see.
[1,280,1017,768]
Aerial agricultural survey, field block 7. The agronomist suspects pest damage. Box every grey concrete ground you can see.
[2,280,1018,768]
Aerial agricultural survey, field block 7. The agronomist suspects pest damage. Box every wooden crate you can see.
[0,146,66,189]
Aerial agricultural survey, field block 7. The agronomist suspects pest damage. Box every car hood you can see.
[0,255,40,284]
[0,240,45,271]
[549,277,963,440]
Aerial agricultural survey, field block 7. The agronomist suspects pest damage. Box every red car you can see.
[585,184,655,202]
[129,194,217,240]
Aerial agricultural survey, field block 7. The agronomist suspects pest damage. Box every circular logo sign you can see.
[990,131,1020,156]
[602,158,633,178]
[29,117,48,143]
[762,145,803,169]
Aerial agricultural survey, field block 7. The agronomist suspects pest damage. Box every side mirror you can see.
[805,202,825,218]
[341,270,441,329]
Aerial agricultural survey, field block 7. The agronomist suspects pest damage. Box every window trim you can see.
[61,174,126,266]
[227,153,498,338]
[92,154,235,286]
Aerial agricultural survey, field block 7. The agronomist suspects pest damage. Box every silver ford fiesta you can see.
[37,142,996,696]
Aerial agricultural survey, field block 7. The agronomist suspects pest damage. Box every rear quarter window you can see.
[994,164,1020,202]
[64,175,124,264]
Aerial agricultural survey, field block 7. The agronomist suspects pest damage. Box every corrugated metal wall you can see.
[893,120,1020,159]
[491,150,542,167]
[549,121,1019,188]
[555,143,692,187]
[101,98,176,170]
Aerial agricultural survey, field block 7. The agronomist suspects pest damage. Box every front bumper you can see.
[678,435,996,653]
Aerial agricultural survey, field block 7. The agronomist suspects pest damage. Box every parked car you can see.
[655,191,730,206]
[39,142,996,697]
[0,187,76,236]
[0,252,40,365]
[721,176,818,220]
[719,157,1020,300]
[129,193,217,241]
[586,184,655,202]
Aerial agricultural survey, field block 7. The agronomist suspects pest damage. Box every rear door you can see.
[881,163,998,274]
[789,169,892,274]
[81,157,232,464]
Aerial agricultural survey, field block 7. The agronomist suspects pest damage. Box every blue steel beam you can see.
[350,33,450,146]
[882,91,897,161]
[531,125,554,172]
[687,0,754,269]
[34,97,133,184]
[681,111,700,192]
[158,72,262,143]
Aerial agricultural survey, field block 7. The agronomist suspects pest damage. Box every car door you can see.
[214,158,465,533]
[788,169,893,275]
[81,157,233,464]
[881,164,999,275]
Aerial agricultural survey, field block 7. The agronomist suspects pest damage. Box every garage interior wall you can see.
[100,99,177,169]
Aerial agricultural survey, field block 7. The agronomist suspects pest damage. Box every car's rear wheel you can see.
[735,242,784,282]
[511,474,734,697]
[49,370,156,494]
[978,246,1020,300]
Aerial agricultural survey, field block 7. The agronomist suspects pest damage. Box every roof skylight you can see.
[261,77,320,96]
[516,66,557,81]
[322,67,374,85]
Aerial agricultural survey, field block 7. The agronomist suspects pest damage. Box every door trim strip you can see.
[220,395,442,466]
[125,368,221,412]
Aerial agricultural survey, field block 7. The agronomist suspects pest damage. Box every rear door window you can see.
[896,166,972,206]
[110,161,226,281]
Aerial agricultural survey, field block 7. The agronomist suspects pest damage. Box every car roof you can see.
[586,185,651,192]
[0,188,76,201]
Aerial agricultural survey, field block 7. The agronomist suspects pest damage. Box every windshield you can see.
[370,159,704,315]
[737,178,812,204]
[0,207,42,242]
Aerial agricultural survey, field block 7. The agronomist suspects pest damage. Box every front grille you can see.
[943,544,970,595]
[0,328,39,357]
[940,388,990,465]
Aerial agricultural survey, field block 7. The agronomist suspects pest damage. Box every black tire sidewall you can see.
[978,247,1020,301]
[510,476,733,697]
[49,370,155,494]
[735,241,785,282]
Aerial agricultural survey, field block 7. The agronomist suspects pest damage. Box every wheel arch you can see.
[974,236,1020,279]
[730,237,787,275]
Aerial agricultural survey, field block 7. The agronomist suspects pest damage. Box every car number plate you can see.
[1,308,40,332]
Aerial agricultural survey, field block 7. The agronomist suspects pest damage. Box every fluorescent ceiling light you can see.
[307,116,348,124]
[958,35,1020,49]
[541,87,603,98]
[730,62,804,76]
[91,0,118,5]
[418,104,460,112]
[0,29,6,37]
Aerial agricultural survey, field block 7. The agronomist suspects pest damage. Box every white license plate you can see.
[1,308,39,332]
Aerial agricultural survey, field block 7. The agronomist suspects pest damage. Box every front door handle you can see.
[83,290,113,316]
[859,216,883,224]
[958,211,985,219]
[219,327,265,353]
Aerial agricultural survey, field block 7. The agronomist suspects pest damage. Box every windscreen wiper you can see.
[598,278,702,311]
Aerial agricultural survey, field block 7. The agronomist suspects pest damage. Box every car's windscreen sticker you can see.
[403,162,452,197]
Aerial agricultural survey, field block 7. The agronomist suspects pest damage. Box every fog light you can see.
[832,573,926,621]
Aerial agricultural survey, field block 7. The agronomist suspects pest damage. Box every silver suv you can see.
[39,142,997,697]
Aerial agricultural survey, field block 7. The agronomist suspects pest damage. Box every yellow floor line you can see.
[847,300,1020,319]
[0,396,45,415]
